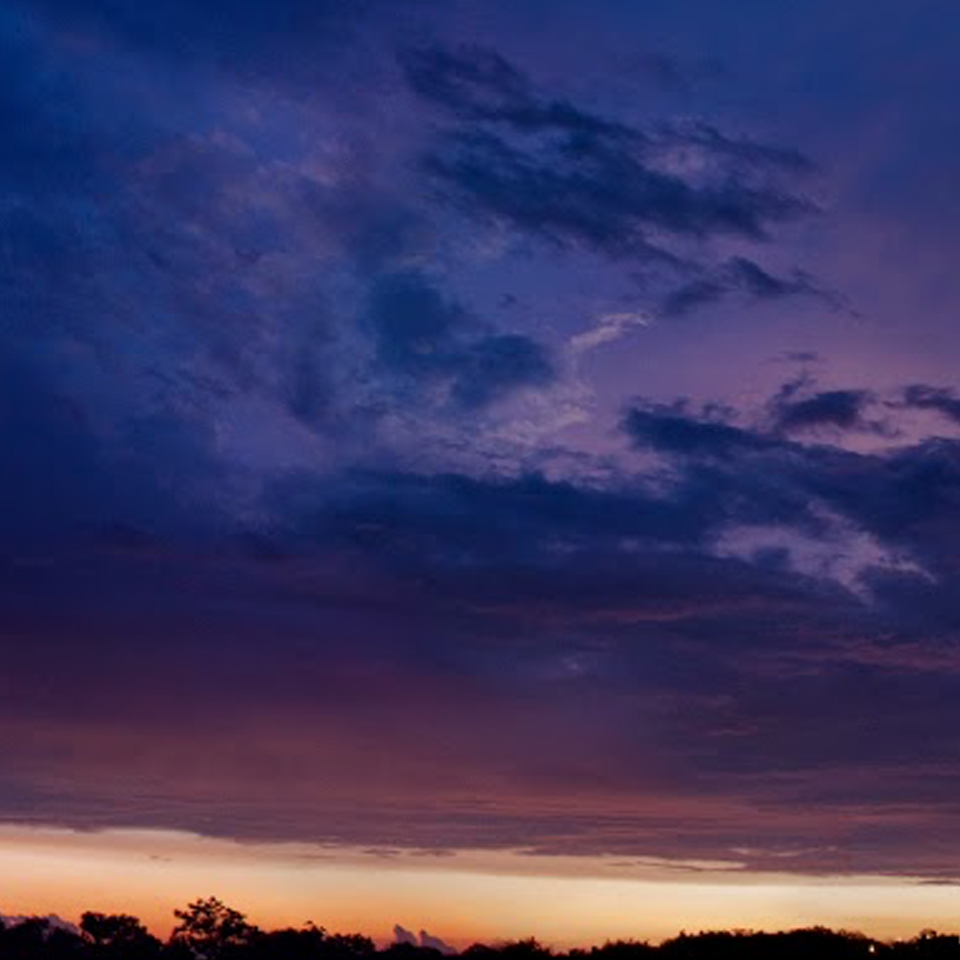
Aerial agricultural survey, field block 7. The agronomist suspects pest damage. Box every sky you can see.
[5,0,960,946]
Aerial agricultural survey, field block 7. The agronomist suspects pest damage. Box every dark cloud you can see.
[366,271,554,409]
[661,257,843,316]
[665,124,814,176]
[659,276,729,316]
[5,0,960,888]
[729,257,815,298]
[448,334,553,408]
[2,404,959,874]
[402,44,633,138]
[622,388,960,585]
[770,385,875,434]
[368,272,469,375]
[623,401,774,458]
[2,13,565,449]
[422,129,811,257]
[5,380,960,873]
[405,45,816,265]
[901,384,960,425]
[271,468,711,567]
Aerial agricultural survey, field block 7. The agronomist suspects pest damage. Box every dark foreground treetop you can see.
[2,898,959,960]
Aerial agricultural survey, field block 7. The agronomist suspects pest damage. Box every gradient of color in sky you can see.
[4,0,960,946]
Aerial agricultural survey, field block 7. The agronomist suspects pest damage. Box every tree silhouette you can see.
[0,918,82,960]
[5,899,960,960]
[169,899,258,960]
[80,913,161,960]
[324,933,377,960]
[252,924,326,960]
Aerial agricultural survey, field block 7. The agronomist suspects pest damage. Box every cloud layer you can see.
[5,0,960,888]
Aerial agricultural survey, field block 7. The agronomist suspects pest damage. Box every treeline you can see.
[4,897,960,960]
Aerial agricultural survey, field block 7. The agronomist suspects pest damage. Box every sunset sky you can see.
[5,0,960,946]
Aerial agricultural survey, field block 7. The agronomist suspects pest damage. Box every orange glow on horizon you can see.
[1,826,959,948]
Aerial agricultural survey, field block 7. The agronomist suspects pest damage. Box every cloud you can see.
[901,384,960,425]
[4,410,960,875]
[770,384,875,434]
[664,123,815,175]
[418,931,456,954]
[401,44,632,138]
[368,272,469,376]
[421,129,811,257]
[5,1,960,883]
[389,927,455,954]
[0,6,837,523]
[569,311,654,357]
[623,400,774,459]
[390,927,455,954]
[3,105,960,871]
[620,387,960,592]
[661,257,845,317]
[404,45,816,267]
[366,271,554,410]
